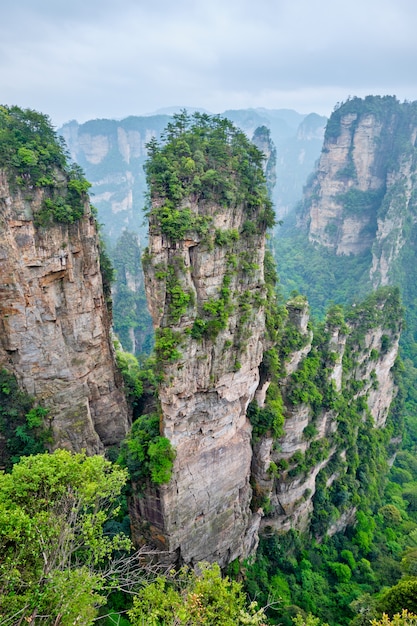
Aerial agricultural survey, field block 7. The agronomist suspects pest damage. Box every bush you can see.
[118,413,175,487]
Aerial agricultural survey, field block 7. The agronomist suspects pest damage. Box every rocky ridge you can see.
[251,290,401,535]
[130,113,402,566]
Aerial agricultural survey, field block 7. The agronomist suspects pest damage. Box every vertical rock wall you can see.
[301,97,417,287]
[251,290,401,535]
[306,111,386,254]
[135,197,267,567]
[0,172,129,453]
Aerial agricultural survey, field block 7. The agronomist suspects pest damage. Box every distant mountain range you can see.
[59,107,327,244]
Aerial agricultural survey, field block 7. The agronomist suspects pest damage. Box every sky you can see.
[1,0,417,128]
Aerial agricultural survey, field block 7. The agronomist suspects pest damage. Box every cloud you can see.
[1,0,417,125]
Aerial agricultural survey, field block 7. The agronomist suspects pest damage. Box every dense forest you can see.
[1,103,417,626]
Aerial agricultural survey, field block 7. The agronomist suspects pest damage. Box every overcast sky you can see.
[1,0,416,127]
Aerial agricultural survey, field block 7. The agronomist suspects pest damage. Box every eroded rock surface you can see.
[135,198,266,567]
[0,172,129,453]
[251,290,401,535]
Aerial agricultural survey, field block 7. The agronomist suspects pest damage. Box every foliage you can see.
[337,188,385,216]
[155,327,182,363]
[371,611,417,626]
[192,273,233,340]
[248,382,285,439]
[0,105,93,225]
[0,368,51,468]
[377,579,417,616]
[118,412,175,487]
[272,227,373,319]
[0,450,131,625]
[293,614,329,626]
[111,231,154,355]
[145,110,274,241]
[324,96,401,142]
[0,105,67,185]
[128,561,267,625]
[115,348,144,405]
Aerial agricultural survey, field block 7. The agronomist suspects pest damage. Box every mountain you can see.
[0,105,410,624]
[0,106,129,460]
[276,96,417,361]
[59,107,326,244]
[128,112,402,567]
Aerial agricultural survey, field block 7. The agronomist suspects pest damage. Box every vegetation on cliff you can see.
[0,369,51,469]
[256,95,417,626]
[0,105,91,224]
[1,103,414,625]
[145,110,275,240]
[111,231,153,356]
[142,110,274,369]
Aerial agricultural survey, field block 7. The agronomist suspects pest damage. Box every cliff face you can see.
[60,116,170,242]
[251,289,401,535]
[60,109,325,243]
[302,97,417,282]
[129,113,402,567]
[137,209,266,567]
[128,113,274,566]
[0,172,129,453]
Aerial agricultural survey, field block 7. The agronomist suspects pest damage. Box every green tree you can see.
[128,562,267,625]
[371,610,417,626]
[378,579,417,616]
[0,450,131,625]
[145,111,274,242]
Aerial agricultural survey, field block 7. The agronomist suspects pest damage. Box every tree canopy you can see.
[0,104,91,224]
[145,111,274,241]
[0,450,131,625]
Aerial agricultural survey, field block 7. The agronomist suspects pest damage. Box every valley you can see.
[0,99,416,625]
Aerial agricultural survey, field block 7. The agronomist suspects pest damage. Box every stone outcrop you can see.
[305,111,386,254]
[133,196,267,567]
[252,126,277,197]
[251,289,401,535]
[301,96,417,286]
[129,111,402,565]
[60,109,325,242]
[60,116,171,241]
[0,171,129,453]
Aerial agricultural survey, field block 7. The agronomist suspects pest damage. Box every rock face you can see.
[60,116,171,242]
[252,126,277,197]
[136,199,266,567]
[302,96,417,282]
[131,113,402,566]
[306,111,385,255]
[129,113,274,566]
[0,171,129,453]
[251,289,401,535]
[60,109,325,243]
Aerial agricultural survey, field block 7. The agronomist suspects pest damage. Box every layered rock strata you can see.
[135,197,267,567]
[251,290,401,534]
[0,172,129,453]
[302,96,417,286]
